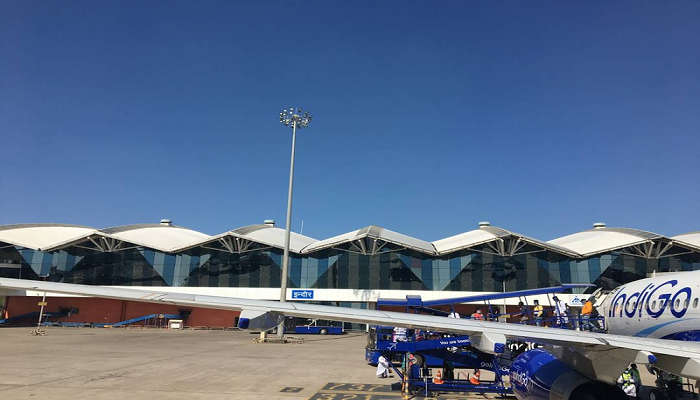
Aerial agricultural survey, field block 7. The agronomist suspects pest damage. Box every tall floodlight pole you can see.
[278,107,312,336]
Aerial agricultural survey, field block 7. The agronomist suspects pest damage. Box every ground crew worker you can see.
[553,296,569,328]
[443,360,455,381]
[565,303,576,330]
[488,306,501,321]
[581,298,594,331]
[533,300,544,326]
[470,309,484,320]
[516,301,530,324]
[376,354,391,378]
[617,367,636,397]
[630,364,641,397]
[469,369,481,385]
[407,354,421,380]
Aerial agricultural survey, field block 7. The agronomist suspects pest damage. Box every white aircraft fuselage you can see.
[598,270,700,340]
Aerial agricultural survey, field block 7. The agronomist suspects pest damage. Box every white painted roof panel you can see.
[230,224,318,253]
[431,225,578,257]
[302,225,435,254]
[0,222,697,259]
[548,228,661,257]
[101,224,211,252]
[0,224,97,250]
[672,232,700,250]
[432,229,501,254]
[301,229,363,253]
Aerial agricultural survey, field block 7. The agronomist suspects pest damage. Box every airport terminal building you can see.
[1,220,699,327]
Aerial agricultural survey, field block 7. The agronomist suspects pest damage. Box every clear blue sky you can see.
[1,1,699,242]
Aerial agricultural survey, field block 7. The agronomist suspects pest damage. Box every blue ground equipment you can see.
[40,313,181,328]
[366,284,597,396]
[292,318,344,335]
[368,328,512,395]
[0,311,65,325]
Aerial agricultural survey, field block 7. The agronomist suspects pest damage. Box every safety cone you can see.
[433,369,444,384]
[469,369,481,385]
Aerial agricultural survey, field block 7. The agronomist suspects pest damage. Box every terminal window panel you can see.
[3,241,700,291]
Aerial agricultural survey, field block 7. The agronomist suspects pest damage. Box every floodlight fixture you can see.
[279,107,312,129]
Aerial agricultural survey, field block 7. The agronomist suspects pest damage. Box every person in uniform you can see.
[565,303,576,330]
[515,301,530,324]
[533,300,544,326]
[581,298,594,331]
[553,296,568,328]
[617,366,637,397]
[376,354,392,378]
[469,369,481,385]
[470,309,484,320]
[629,364,641,397]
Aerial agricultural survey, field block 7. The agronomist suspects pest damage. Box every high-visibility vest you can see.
[469,370,481,385]
[533,305,543,317]
[621,371,633,387]
[433,369,444,384]
[581,301,593,315]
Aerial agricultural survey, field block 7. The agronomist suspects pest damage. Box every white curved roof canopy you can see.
[432,228,508,255]
[0,224,97,250]
[231,224,318,253]
[432,225,578,257]
[672,232,700,250]
[302,225,436,255]
[548,227,662,257]
[99,224,212,253]
[1,221,698,259]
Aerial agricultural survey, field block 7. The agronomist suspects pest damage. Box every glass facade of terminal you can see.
[2,240,700,292]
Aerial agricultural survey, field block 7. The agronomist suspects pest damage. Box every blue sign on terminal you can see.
[291,290,314,299]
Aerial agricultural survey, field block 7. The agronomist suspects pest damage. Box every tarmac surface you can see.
[0,327,506,400]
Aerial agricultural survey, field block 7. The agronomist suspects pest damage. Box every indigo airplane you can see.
[598,271,700,341]
[2,272,700,400]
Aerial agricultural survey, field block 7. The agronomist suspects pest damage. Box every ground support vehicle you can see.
[291,318,344,335]
[368,328,512,397]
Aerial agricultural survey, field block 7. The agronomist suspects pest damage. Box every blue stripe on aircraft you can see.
[661,330,700,341]
[634,318,699,337]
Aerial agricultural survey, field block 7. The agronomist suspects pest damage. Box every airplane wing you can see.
[1,278,699,384]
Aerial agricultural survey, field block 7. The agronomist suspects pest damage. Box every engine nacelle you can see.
[510,349,626,400]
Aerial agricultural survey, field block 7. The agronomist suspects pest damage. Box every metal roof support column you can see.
[218,237,235,253]
[655,241,674,258]
[87,237,107,252]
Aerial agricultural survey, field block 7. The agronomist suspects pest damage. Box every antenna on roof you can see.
[593,222,606,229]
[263,219,275,227]
[160,219,172,226]
[479,221,491,228]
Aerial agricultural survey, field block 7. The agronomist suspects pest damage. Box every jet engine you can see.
[510,349,626,400]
